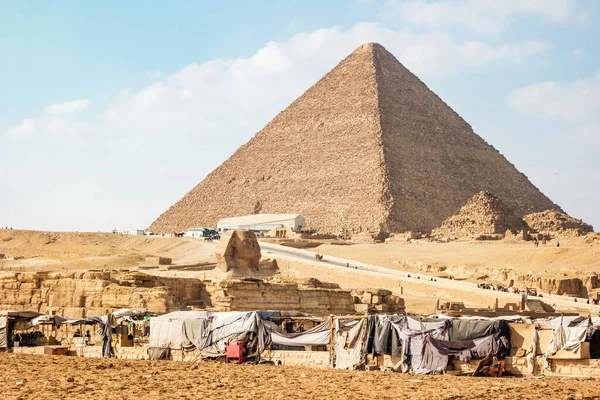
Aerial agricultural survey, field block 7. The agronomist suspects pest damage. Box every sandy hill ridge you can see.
[149,43,559,235]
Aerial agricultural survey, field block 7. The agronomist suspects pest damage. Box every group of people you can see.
[477,283,541,297]
[532,238,560,247]
[73,328,92,341]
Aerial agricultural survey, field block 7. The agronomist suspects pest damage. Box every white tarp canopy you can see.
[268,320,330,347]
[149,311,266,358]
[149,310,209,349]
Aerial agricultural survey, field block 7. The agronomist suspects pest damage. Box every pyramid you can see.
[431,191,523,240]
[149,43,559,235]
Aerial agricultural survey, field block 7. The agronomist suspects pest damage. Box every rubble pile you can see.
[431,191,523,241]
[524,210,594,237]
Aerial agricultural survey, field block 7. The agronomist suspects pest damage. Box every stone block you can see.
[354,304,369,313]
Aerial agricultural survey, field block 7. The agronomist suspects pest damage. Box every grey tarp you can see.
[448,319,504,342]
[333,319,369,369]
[149,310,208,349]
[429,333,496,362]
[192,311,265,357]
[149,311,266,358]
[88,315,114,358]
[267,320,330,347]
[400,325,450,374]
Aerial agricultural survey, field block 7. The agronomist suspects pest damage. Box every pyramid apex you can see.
[353,42,387,53]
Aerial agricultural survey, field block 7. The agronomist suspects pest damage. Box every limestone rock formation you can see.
[431,191,523,240]
[208,278,357,315]
[149,42,559,235]
[215,230,262,273]
[0,271,208,317]
[524,210,594,236]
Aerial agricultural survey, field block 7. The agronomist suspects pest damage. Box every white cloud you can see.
[385,0,583,35]
[4,118,37,139]
[44,99,90,115]
[508,71,600,121]
[104,23,551,134]
[0,22,557,231]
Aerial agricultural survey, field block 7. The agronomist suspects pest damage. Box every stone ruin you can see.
[524,210,594,237]
[207,277,357,316]
[431,191,523,241]
[350,288,405,314]
[0,270,209,317]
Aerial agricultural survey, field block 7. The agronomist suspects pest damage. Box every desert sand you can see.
[0,230,215,271]
[316,239,600,280]
[2,353,600,400]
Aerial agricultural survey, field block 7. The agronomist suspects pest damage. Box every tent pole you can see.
[329,314,334,368]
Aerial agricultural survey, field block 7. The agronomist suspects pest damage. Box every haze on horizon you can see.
[1,0,599,232]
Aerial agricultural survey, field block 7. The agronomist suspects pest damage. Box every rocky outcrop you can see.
[0,271,208,317]
[350,288,405,313]
[524,210,594,237]
[148,43,558,235]
[1,270,397,317]
[431,191,523,241]
[409,262,596,297]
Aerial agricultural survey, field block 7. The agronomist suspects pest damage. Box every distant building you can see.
[124,230,145,236]
[216,214,305,235]
[184,228,211,238]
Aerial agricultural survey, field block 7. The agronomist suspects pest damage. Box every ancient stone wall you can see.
[0,271,208,317]
[207,278,357,315]
[350,288,405,313]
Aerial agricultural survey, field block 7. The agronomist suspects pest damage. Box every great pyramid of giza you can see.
[149,43,559,235]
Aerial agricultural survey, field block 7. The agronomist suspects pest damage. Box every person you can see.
[587,298,590,304]
[556,241,560,247]
[85,330,91,341]
[74,329,82,338]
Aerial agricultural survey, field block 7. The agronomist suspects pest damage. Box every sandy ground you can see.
[0,230,216,271]
[2,354,599,400]
[316,240,600,280]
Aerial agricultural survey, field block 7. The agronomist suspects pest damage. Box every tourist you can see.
[556,241,560,247]
[74,329,82,338]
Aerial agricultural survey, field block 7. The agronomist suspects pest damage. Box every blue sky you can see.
[1,0,599,231]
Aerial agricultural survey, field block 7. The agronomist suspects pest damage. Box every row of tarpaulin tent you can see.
[331,315,512,373]
[148,310,325,360]
[148,311,600,374]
